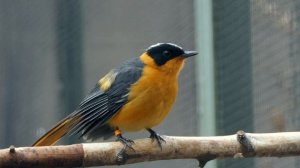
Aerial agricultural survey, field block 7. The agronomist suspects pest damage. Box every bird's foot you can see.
[147,128,166,150]
[115,129,135,164]
[116,134,135,151]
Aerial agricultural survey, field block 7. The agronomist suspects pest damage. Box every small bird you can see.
[33,43,197,149]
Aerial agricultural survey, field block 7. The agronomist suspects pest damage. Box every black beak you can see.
[182,51,198,58]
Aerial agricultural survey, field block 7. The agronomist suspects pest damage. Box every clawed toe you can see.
[116,134,135,151]
[147,128,166,150]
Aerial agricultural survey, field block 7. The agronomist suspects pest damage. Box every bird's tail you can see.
[32,115,80,146]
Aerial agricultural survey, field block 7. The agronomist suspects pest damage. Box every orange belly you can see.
[108,86,177,131]
[108,67,179,131]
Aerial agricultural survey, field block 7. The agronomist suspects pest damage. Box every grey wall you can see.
[0,1,60,147]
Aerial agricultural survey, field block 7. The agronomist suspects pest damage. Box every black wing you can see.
[68,57,144,138]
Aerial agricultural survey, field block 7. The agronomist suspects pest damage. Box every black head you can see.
[146,43,197,66]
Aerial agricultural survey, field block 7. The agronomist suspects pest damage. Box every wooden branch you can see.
[1,131,300,168]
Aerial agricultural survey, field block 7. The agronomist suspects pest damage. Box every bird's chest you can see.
[109,69,179,131]
[133,76,178,113]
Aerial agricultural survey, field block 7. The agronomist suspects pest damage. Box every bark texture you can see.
[1,131,300,168]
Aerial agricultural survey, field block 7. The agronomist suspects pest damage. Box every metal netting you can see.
[1,1,300,168]
[213,0,300,168]
[213,1,254,167]
[0,0,197,168]
[251,0,300,167]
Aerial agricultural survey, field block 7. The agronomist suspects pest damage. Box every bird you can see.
[32,43,198,149]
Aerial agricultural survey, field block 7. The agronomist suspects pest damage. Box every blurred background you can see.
[0,0,300,168]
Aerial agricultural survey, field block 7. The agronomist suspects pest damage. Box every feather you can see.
[32,57,144,146]
[32,116,80,146]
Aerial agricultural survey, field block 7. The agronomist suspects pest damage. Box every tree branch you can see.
[1,131,300,168]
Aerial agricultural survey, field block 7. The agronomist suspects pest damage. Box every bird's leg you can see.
[147,128,166,150]
[115,129,135,151]
[115,129,135,164]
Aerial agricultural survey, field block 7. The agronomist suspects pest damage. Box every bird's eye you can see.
[163,50,171,57]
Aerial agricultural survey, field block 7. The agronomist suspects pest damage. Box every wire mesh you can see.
[0,0,197,168]
[213,0,300,167]
[1,0,300,168]
[251,0,300,167]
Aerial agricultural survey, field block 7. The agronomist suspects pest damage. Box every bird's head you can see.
[141,43,198,73]
[146,43,198,66]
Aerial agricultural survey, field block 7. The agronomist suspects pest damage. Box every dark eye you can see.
[163,50,171,56]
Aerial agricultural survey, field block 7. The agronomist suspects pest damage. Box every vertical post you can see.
[212,1,253,167]
[194,0,217,168]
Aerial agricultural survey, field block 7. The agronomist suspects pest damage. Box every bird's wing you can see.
[72,58,144,136]
[33,57,144,146]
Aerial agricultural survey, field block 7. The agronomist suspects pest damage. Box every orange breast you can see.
[108,54,184,131]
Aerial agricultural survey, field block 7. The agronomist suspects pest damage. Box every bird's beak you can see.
[182,51,198,58]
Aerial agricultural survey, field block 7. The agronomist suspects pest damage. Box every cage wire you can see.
[251,0,300,167]
[0,0,197,168]
[1,0,300,168]
[213,0,300,168]
[213,0,254,167]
